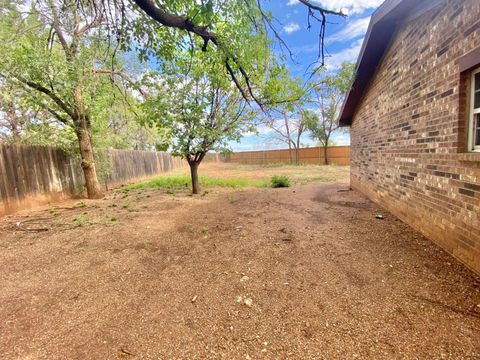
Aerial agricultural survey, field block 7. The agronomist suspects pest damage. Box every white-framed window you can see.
[469,67,480,152]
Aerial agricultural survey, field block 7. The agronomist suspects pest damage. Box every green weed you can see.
[271,175,291,188]
[121,175,268,193]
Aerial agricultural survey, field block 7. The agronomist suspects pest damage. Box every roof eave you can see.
[337,0,413,127]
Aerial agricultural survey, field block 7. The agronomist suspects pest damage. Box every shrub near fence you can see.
[0,144,184,216]
[221,146,351,165]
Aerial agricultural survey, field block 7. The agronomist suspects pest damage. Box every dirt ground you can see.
[1,163,479,359]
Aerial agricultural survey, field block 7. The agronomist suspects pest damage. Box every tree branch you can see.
[47,0,69,55]
[132,0,265,107]
[18,77,75,119]
[46,107,70,125]
[297,0,346,17]
[132,0,217,45]
[130,0,345,107]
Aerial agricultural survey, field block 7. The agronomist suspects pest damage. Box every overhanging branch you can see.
[129,0,345,107]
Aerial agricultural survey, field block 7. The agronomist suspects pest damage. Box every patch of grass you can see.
[105,215,117,223]
[71,216,98,228]
[121,175,268,193]
[75,201,87,208]
[72,216,86,228]
[271,175,291,188]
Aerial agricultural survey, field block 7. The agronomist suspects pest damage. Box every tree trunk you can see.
[323,144,328,165]
[293,144,299,164]
[189,161,200,194]
[284,116,293,164]
[295,126,303,164]
[288,142,293,163]
[76,120,103,199]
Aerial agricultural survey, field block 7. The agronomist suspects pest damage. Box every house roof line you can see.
[338,0,419,127]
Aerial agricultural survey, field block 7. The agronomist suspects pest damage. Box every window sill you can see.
[456,153,480,162]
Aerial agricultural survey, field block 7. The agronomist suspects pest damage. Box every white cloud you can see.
[230,142,279,152]
[312,0,383,15]
[283,22,301,34]
[332,133,351,145]
[287,0,299,5]
[327,16,370,44]
[325,38,363,69]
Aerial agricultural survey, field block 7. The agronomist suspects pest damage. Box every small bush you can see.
[271,175,290,188]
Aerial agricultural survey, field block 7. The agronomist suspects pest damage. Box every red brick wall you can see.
[350,0,480,274]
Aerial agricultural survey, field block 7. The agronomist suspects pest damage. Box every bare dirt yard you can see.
[1,163,479,359]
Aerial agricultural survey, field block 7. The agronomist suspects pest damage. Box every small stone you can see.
[240,275,250,282]
[244,298,253,307]
[191,295,198,303]
[236,296,243,303]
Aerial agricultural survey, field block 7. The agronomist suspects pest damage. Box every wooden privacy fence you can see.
[105,149,184,188]
[0,144,184,216]
[221,146,351,165]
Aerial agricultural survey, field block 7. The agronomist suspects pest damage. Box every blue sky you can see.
[230,0,384,152]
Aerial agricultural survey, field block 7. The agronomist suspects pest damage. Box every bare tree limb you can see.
[298,0,346,17]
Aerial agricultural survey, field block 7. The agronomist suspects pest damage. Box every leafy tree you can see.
[111,0,345,105]
[140,55,256,194]
[0,83,30,143]
[0,0,134,198]
[93,92,168,151]
[305,61,355,164]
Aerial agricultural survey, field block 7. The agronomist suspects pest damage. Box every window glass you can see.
[475,72,480,109]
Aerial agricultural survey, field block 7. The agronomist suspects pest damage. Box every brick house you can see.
[338,0,480,274]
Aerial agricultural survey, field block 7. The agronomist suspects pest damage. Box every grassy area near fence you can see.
[120,162,350,194]
[121,175,269,193]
